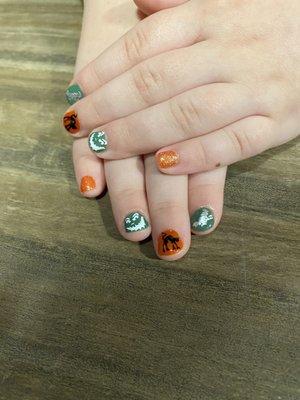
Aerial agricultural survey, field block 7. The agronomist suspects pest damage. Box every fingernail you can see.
[124,212,149,233]
[63,110,80,134]
[156,150,179,169]
[157,229,183,256]
[190,207,215,232]
[80,176,96,193]
[65,83,84,105]
[88,131,108,153]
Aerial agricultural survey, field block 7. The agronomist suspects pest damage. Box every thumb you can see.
[133,0,188,15]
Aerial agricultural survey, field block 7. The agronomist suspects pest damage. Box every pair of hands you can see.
[64,0,299,260]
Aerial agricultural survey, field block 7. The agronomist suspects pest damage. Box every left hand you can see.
[64,0,299,175]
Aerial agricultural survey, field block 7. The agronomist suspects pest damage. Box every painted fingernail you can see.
[63,110,80,134]
[88,131,108,153]
[65,83,84,105]
[124,212,149,233]
[190,207,215,232]
[156,150,179,169]
[80,176,96,193]
[157,229,183,256]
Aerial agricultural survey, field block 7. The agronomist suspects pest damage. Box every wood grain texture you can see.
[0,1,299,399]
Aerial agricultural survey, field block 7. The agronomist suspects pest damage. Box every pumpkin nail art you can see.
[63,110,80,134]
[156,150,179,169]
[124,212,149,233]
[65,84,84,105]
[88,131,108,153]
[158,229,183,256]
[80,176,96,193]
[190,207,215,232]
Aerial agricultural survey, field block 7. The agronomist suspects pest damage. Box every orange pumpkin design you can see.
[63,110,80,134]
[158,229,183,256]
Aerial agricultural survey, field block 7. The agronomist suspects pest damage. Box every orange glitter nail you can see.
[157,229,183,256]
[80,176,96,193]
[63,110,80,134]
[156,150,179,169]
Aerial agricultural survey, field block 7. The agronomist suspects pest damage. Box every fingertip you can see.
[121,227,152,243]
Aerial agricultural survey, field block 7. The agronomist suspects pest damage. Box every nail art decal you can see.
[124,212,149,233]
[157,150,179,169]
[65,84,84,105]
[63,110,80,134]
[88,131,108,153]
[191,207,215,232]
[80,176,96,193]
[158,229,183,256]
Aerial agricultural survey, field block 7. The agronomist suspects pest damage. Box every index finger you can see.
[65,1,203,104]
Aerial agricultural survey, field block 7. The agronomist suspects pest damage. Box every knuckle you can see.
[132,63,163,105]
[123,26,149,64]
[190,140,209,171]
[112,119,138,157]
[112,187,142,201]
[89,94,103,123]
[169,97,202,138]
[225,127,253,159]
[152,201,186,217]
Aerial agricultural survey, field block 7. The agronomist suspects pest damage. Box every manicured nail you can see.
[157,229,183,256]
[190,207,215,232]
[65,84,84,105]
[80,176,96,193]
[63,110,80,134]
[156,150,179,169]
[124,212,149,233]
[88,131,108,153]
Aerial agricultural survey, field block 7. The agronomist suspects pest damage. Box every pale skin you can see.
[72,0,226,260]
[70,0,299,259]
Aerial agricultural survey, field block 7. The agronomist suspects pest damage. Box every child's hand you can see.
[64,0,299,174]
[70,0,226,260]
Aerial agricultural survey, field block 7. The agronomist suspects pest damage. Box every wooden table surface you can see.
[0,1,299,399]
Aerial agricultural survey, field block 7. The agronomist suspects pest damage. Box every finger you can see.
[64,1,203,106]
[134,0,189,15]
[155,116,278,174]
[189,167,227,235]
[145,155,190,261]
[73,138,106,198]
[64,43,225,138]
[87,83,259,158]
[105,157,151,242]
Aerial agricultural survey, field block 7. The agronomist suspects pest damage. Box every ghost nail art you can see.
[124,212,149,233]
[88,131,108,153]
[190,207,215,232]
